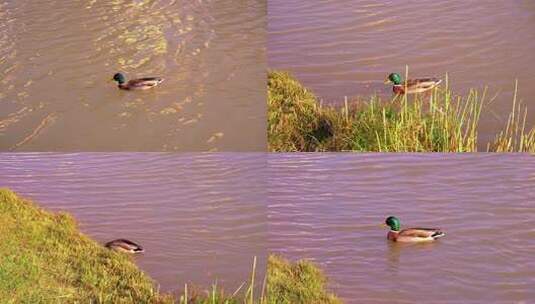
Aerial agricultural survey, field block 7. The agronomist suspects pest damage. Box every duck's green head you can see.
[384,216,400,231]
[113,73,126,84]
[385,73,402,85]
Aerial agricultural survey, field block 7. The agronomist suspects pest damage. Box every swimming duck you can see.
[383,216,445,243]
[105,239,144,253]
[384,73,442,95]
[112,72,164,90]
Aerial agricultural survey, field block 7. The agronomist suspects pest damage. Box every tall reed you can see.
[488,80,535,152]
[179,256,263,304]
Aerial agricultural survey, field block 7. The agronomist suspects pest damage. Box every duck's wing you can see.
[399,228,443,238]
[105,239,143,250]
[117,239,140,246]
[406,78,442,89]
[127,77,164,88]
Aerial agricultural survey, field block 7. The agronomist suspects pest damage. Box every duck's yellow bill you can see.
[381,223,388,228]
[384,78,391,84]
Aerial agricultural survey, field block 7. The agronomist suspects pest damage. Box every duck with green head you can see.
[113,72,164,90]
[384,216,445,242]
[385,73,442,95]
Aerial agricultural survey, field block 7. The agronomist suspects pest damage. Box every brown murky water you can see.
[268,0,535,144]
[268,154,535,303]
[0,0,266,151]
[0,153,266,293]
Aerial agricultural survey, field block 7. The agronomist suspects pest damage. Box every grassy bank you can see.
[267,255,341,304]
[268,70,535,152]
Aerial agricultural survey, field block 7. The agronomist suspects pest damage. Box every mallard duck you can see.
[383,216,445,243]
[105,239,144,253]
[112,72,164,90]
[384,73,442,94]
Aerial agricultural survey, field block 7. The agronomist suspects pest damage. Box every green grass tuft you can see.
[266,255,341,304]
[268,70,535,152]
